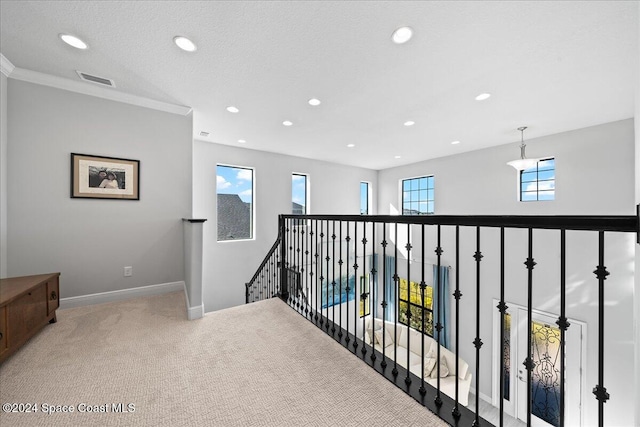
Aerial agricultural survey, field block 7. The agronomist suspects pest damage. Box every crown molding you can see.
[0,53,15,77]
[8,66,192,116]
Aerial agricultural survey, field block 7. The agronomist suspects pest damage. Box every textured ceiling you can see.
[1,1,637,170]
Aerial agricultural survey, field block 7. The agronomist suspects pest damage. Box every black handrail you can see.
[280,213,637,233]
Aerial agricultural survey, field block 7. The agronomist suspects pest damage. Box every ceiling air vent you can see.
[199,131,210,137]
[76,70,116,87]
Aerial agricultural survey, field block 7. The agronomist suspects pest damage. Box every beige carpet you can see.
[0,292,447,426]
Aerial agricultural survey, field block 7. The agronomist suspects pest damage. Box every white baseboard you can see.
[182,282,204,320]
[60,281,185,309]
[186,304,204,320]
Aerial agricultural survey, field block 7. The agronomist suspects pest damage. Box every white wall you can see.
[0,72,7,278]
[7,80,192,298]
[378,120,636,426]
[193,140,377,312]
[634,4,640,425]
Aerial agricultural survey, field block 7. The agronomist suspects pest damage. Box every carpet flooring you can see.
[0,292,448,426]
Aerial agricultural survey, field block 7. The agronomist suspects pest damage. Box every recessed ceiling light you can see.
[282,120,293,127]
[347,144,355,148]
[404,121,415,127]
[475,93,491,101]
[392,27,413,44]
[451,140,461,145]
[308,98,321,106]
[238,139,246,143]
[394,155,402,159]
[59,34,88,50]
[173,36,197,52]
[226,106,239,113]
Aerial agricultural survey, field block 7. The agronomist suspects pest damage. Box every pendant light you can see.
[507,126,538,171]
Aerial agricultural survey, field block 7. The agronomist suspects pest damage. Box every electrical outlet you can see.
[124,266,133,277]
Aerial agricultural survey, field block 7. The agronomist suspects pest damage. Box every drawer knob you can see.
[51,291,57,300]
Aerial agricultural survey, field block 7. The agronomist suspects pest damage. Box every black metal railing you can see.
[245,211,639,427]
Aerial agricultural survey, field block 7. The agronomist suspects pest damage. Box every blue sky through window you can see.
[292,174,307,213]
[360,182,369,215]
[216,165,253,203]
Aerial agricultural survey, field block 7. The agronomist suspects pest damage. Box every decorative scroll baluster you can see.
[304,223,309,318]
[345,221,351,345]
[361,222,368,356]
[312,220,318,323]
[332,221,337,335]
[405,224,412,385]
[392,222,399,377]
[279,216,288,301]
[434,224,443,406]
[472,226,483,427]
[353,224,359,350]
[419,224,427,396]
[452,225,462,419]
[524,228,536,427]
[338,221,344,340]
[289,223,294,306]
[556,229,570,427]
[370,223,377,363]
[381,223,388,369]
[318,220,329,326]
[498,227,508,427]
[593,231,610,427]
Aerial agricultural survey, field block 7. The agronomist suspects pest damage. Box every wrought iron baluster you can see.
[405,224,412,385]
[452,225,462,419]
[370,223,377,363]
[593,231,609,427]
[498,227,507,427]
[313,219,319,323]
[353,223,359,349]
[434,224,443,406]
[319,220,325,328]
[345,221,351,345]
[556,229,570,427]
[332,220,337,335]
[381,223,388,369]
[524,228,536,427]
[419,223,427,396]
[338,221,344,340]
[361,221,368,356]
[304,222,309,317]
[472,226,483,427]
[392,222,399,377]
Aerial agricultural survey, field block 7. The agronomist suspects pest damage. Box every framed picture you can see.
[71,153,140,200]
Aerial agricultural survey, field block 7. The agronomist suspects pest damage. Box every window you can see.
[360,182,370,215]
[217,165,253,241]
[520,158,555,201]
[292,174,308,214]
[402,176,434,215]
[398,278,433,336]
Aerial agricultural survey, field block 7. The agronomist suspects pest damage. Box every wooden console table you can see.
[0,273,60,364]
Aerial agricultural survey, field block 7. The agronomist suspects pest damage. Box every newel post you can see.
[278,215,289,301]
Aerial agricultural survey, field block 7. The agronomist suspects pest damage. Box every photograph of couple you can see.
[88,167,126,189]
